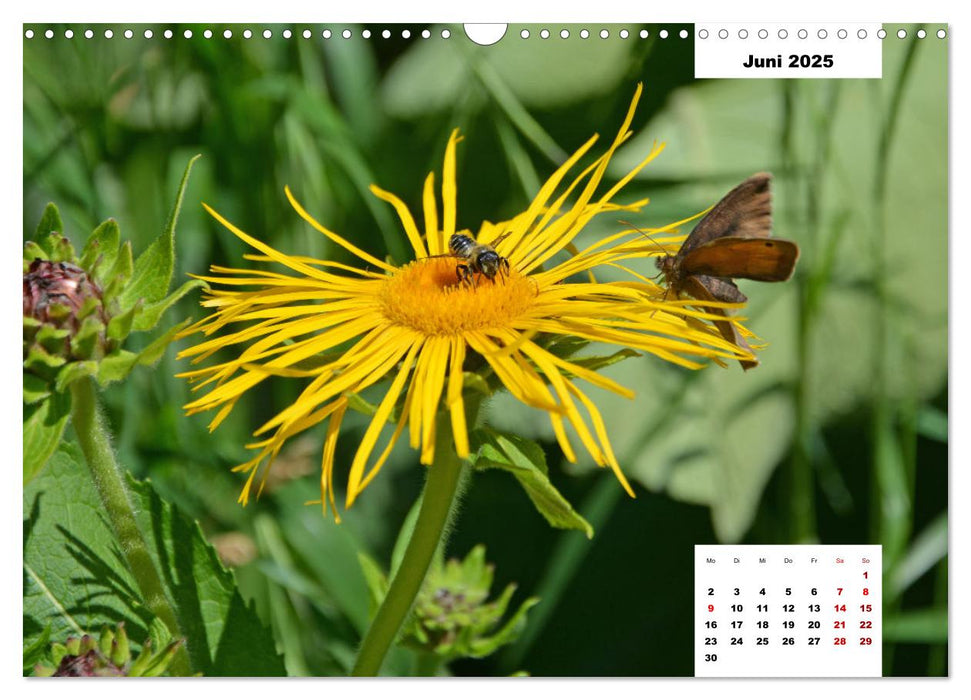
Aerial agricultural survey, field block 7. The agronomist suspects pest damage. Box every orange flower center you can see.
[378,257,537,335]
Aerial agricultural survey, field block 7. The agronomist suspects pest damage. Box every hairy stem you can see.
[70,378,191,676]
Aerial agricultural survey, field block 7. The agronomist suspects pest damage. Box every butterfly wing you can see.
[681,237,799,282]
[680,276,759,370]
[679,173,773,256]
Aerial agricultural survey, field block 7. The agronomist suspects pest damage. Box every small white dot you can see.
[541,29,550,39]
[222,29,232,40]
[102,29,111,39]
[302,29,311,39]
[679,29,688,39]
[44,29,53,39]
[184,29,193,39]
[441,28,450,39]
[718,29,728,39]
[818,29,827,39]
[520,29,529,39]
[145,29,154,39]
[897,29,907,39]
[283,29,292,39]
[698,29,708,39]
[401,29,410,39]
[125,29,133,39]
[640,29,649,39]
[243,29,252,39]
[837,29,848,39]
[422,29,431,38]
[937,29,947,39]
[739,29,748,39]
[263,29,272,39]
[580,29,589,39]
[323,29,332,39]
[620,29,629,39]
[858,29,867,39]
[362,29,371,39]
[877,29,887,39]
[778,29,788,39]
[600,29,608,39]
[203,29,212,39]
[24,29,34,39]
[382,29,390,39]
[64,29,74,39]
[560,29,569,39]
[342,29,351,39]
[164,29,173,39]
[758,29,768,39]
[659,29,668,39]
[916,29,926,39]
[798,29,808,39]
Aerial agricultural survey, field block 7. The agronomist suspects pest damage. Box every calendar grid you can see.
[694,545,882,677]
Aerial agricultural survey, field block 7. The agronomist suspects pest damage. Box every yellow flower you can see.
[178,84,751,520]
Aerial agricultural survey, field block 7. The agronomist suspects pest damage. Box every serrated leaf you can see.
[131,279,206,332]
[33,202,64,256]
[23,443,285,676]
[22,392,71,483]
[119,155,200,310]
[472,428,592,538]
[82,219,122,283]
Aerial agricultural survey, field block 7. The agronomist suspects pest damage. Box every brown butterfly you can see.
[655,173,799,370]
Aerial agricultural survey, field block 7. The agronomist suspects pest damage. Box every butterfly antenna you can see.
[619,219,669,257]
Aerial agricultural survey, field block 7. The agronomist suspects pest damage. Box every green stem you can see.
[70,378,192,677]
[351,415,465,676]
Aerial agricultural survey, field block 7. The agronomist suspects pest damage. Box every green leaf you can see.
[22,392,71,483]
[33,202,64,256]
[468,594,540,659]
[23,443,286,676]
[22,374,51,405]
[22,624,52,673]
[103,241,134,303]
[53,360,98,393]
[131,279,206,332]
[357,552,389,617]
[107,300,141,342]
[119,154,200,310]
[888,513,947,596]
[80,219,121,281]
[883,609,948,644]
[472,428,593,538]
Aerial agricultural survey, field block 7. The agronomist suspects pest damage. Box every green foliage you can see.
[471,428,593,538]
[23,444,285,676]
[23,157,204,481]
[360,545,538,665]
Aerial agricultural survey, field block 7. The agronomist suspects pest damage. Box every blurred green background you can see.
[23,23,947,676]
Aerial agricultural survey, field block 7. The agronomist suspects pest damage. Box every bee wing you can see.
[681,237,799,282]
[680,173,773,255]
[485,231,513,248]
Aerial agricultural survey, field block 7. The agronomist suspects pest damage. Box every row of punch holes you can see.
[23,26,946,42]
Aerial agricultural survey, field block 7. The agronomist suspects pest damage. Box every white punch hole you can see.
[464,24,507,46]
